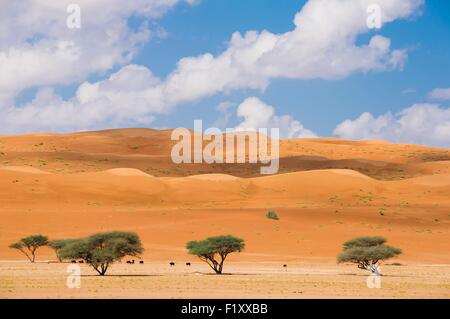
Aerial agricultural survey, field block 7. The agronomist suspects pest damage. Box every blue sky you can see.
[133,0,450,136]
[1,0,449,146]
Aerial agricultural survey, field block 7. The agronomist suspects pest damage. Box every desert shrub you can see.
[9,234,48,262]
[186,235,245,274]
[337,236,401,272]
[266,211,279,220]
[59,231,143,275]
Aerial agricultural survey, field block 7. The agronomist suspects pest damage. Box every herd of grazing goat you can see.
[70,259,285,268]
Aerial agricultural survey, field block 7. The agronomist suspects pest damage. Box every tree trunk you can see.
[199,256,223,274]
[55,251,62,263]
[30,247,37,262]
[93,265,103,276]
[19,248,33,263]
[101,263,109,275]
[212,260,221,274]
[217,253,227,274]
[93,263,109,276]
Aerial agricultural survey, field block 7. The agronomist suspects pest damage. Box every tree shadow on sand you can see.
[81,274,162,277]
[339,273,410,278]
[189,272,259,276]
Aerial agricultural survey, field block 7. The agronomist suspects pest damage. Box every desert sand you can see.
[1,262,449,299]
[0,129,449,298]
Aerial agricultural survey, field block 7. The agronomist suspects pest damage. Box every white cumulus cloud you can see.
[428,87,450,100]
[0,0,423,133]
[212,101,235,128]
[0,0,195,103]
[333,104,450,147]
[157,0,422,104]
[0,65,164,133]
[235,97,316,138]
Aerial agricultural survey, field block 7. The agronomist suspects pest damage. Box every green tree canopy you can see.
[59,231,143,275]
[9,234,48,262]
[186,235,245,274]
[343,236,386,249]
[48,239,76,262]
[337,236,401,272]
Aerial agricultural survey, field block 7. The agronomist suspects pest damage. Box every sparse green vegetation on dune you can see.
[0,129,448,179]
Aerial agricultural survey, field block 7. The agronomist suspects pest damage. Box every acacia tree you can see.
[48,239,75,262]
[9,234,48,262]
[59,231,143,276]
[337,236,401,273]
[186,235,245,274]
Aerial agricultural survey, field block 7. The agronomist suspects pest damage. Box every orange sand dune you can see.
[0,129,448,265]
[0,128,449,179]
[0,165,449,264]
[1,166,449,208]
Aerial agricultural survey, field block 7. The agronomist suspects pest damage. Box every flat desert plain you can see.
[1,262,449,298]
[0,129,449,298]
